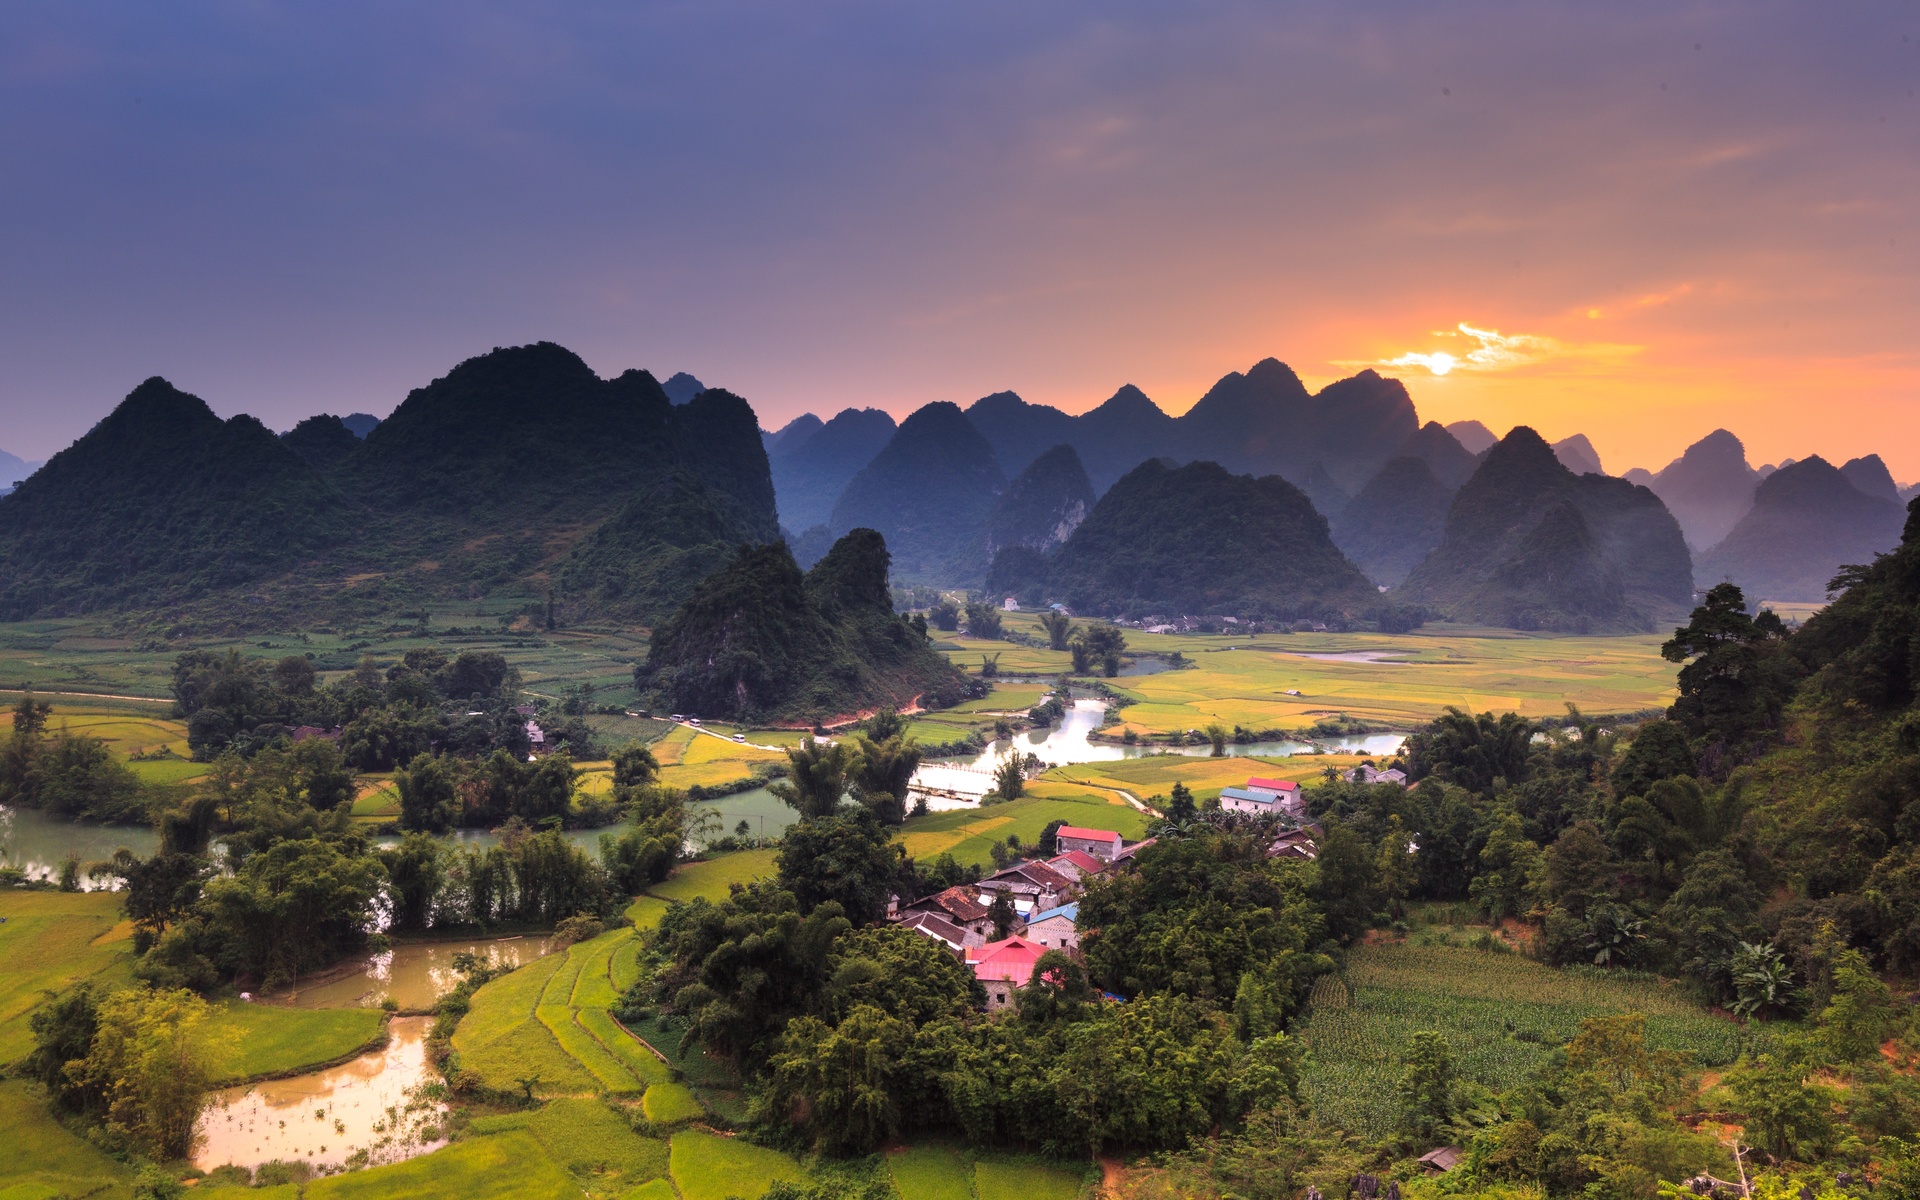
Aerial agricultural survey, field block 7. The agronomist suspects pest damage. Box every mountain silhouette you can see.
[985,444,1096,561]
[1036,459,1376,619]
[770,407,897,532]
[829,402,1004,585]
[1397,426,1692,632]
[1634,429,1759,550]
[1696,456,1907,602]
[1330,457,1456,587]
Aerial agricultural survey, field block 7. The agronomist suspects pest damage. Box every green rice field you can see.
[1300,932,1749,1136]
[201,1002,387,1083]
[0,890,134,1064]
[887,1145,1092,1200]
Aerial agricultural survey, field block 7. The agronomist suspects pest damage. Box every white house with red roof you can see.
[966,934,1048,1010]
[1054,826,1124,862]
[1044,849,1105,883]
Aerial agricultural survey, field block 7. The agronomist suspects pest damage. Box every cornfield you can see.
[1300,940,1755,1137]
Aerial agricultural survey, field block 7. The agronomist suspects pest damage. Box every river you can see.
[909,699,1405,803]
[0,804,158,887]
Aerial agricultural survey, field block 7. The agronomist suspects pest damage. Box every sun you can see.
[1425,352,1456,376]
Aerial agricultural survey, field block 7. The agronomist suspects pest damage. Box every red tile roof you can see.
[1048,850,1105,877]
[1056,826,1121,843]
[964,935,1047,985]
[1245,777,1300,793]
[898,911,972,948]
[904,885,990,923]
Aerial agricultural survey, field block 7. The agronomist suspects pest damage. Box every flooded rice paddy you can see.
[194,1016,445,1174]
[280,937,554,1011]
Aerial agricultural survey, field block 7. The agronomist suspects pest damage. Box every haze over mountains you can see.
[1,340,1909,642]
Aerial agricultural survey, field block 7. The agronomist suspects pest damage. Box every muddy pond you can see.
[280,936,554,1011]
[194,1016,445,1174]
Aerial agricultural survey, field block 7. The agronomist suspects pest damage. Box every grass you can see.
[668,1129,806,1200]
[0,890,134,1065]
[646,850,779,908]
[946,684,1049,714]
[202,1003,386,1082]
[932,636,1073,677]
[0,611,653,709]
[642,1081,706,1124]
[0,1078,134,1200]
[1300,933,1748,1136]
[973,1157,1089,1200]
[887,1145,974,1200]
[580,1007,671,1085]
[306,1129,582,1200]
[898,792,1151,867]
[525,1097,670,1196]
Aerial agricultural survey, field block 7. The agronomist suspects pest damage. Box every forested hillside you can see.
[0,344,779,627]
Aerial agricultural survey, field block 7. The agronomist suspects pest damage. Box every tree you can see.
[1610,718,1697,799]
[929,601,960,632]
[382,834,446,932]
[1729,941,1793,1019]
[1405,707,1534,793]
[851,733,922,825]
[25,984,103,1116]
[272,654,317,696]
[990,755,1027,803]
[987,889,1018,939]
[69,987,214,1159]
[1726,1053,1833,1160]
[1821,947,1895,1062]
[1467,809,1540,923]
[1039,610,1073,650]
[771,737,856,819]
[1163,783,1198,825]
[764,1004,913,1153]
[965,603,1004,639]
[1374,815,1416,920]
[1662,582,1801,754]
[776,809,906,926]
[1206,723,1229,757]
[1399,1030,1456,1140]
[395,753,458,833]
[610,743,660,789]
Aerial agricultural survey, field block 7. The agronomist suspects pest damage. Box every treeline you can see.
[172,644,599,767]
[0,693,146,822]
[98,739,696,991]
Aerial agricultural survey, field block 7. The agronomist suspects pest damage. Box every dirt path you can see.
[0,687,170,703]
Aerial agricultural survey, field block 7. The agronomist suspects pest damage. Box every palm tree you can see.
[1039,610,1074,651]
[768,737,858,819]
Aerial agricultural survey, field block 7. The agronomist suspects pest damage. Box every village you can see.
[888,769,1400,1010]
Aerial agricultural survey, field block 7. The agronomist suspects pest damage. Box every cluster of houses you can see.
[889,779,1335,1010]
[889,824,1149,1008]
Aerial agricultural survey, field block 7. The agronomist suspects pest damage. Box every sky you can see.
[1,1,1915,479]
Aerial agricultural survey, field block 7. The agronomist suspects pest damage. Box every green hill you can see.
[639,529,968,723]
[1397,426,1693,632]
[1039,459,1377,619]
[769,407,896,532]
[985,443,1095,561]
[0,344,779,627]
[0,378,349,618]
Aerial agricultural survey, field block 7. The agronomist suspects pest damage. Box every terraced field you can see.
[0,889,134,1064]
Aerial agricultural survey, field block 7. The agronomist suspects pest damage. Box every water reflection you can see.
[910,700,1406,804]
[194,1016,443,1173]
[0,804,158,888]
[281,938,553,1011]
